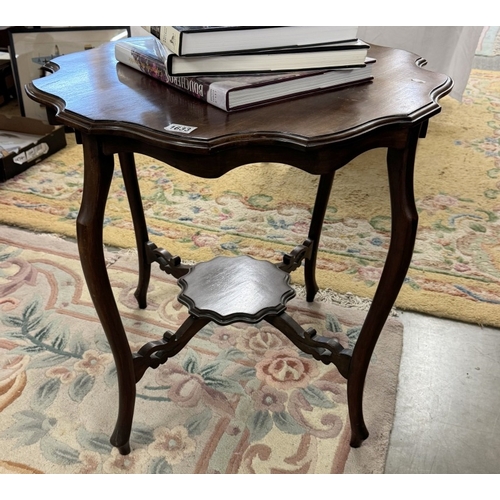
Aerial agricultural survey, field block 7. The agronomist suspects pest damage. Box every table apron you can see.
[97,122,425,178]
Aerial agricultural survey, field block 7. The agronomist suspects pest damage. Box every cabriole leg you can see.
[305,172,336,302]
[119,152,151,309]
[348,126,421,447]
[77,136,136,455]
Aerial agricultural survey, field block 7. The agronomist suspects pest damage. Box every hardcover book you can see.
[114,37,374,112]
[142,26,359,57]
[165,39,370,76]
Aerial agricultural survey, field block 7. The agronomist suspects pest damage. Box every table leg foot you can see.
[347,375,370,447]
[109,378,136,455]
[110,431,132,455]
[304,260,319,302]
[115,443,131,456]
[134,285,149,310]
[349,426,370,448]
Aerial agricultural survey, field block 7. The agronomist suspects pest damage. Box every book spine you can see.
[142,26,180,55]
[116,44,229,111]
[164,27,181,55]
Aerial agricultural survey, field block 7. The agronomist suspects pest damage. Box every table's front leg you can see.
[348,125,421,447]
[77,135,136,454]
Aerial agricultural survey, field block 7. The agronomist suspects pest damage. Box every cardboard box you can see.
[0,115,66,182]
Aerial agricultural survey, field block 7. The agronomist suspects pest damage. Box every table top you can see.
[26,40,453,155]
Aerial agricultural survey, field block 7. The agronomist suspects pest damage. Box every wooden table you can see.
[26,40,453,455]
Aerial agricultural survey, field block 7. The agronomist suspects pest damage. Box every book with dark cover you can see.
[166,39,370,76]
[114,37,374,112]
[142,26,359,56]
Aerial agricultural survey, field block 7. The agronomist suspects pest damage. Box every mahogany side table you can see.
[26,41,453,455]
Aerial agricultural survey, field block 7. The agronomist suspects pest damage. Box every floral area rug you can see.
[0,62,499,328]
[0,226,402,474]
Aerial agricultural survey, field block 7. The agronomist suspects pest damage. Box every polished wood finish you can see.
[178,256,296,325]
[26,40,452,455]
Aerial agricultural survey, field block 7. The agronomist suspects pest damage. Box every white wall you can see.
[357,26,484,101]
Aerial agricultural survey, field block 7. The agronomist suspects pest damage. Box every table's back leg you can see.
[347,125,421,447]
[305,171,336,302]
[119,152,151,309]
[77,136,136,455]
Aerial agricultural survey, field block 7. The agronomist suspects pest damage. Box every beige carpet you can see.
[1,64,499,329]
[0,225,403,474]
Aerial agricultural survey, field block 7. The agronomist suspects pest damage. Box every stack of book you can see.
[114,26,375,112]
